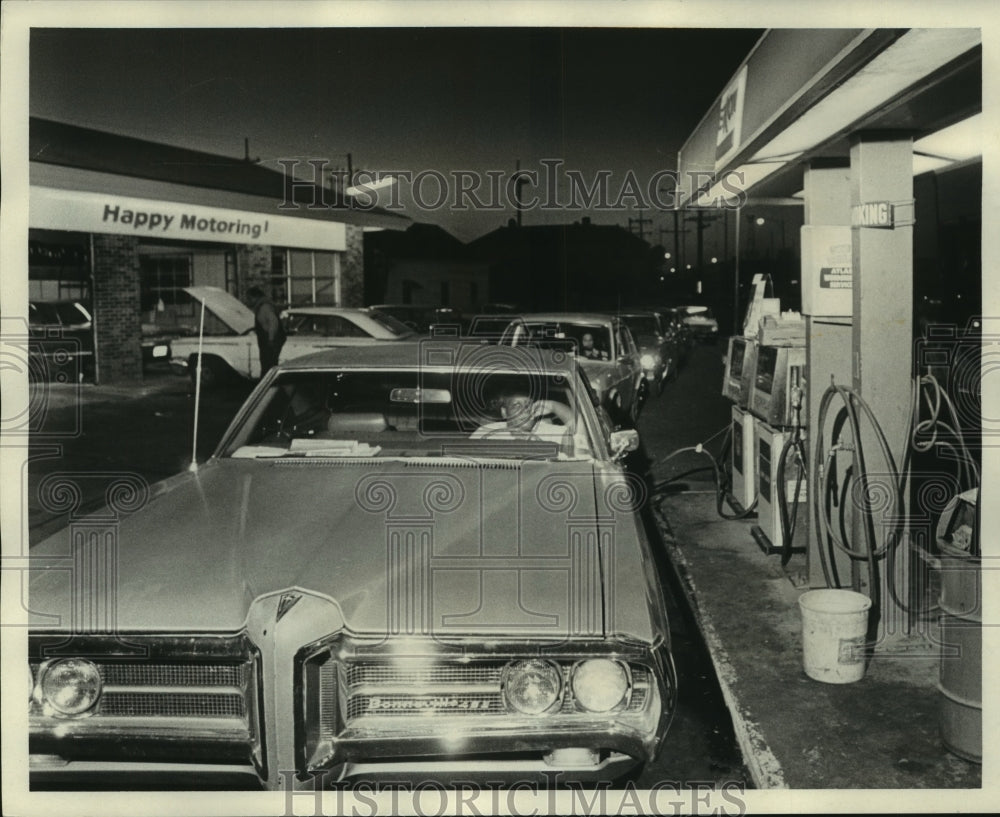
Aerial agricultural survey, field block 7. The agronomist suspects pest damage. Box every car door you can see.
[622,325,645,403]
[613,321,638,411]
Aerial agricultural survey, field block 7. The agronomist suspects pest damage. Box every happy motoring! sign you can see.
[30,186,347,251]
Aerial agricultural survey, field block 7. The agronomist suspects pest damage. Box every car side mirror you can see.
[609,428,639,460]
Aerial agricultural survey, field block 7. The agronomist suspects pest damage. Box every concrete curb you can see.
[652,498,787,790]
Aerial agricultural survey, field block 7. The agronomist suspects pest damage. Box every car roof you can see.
[513,312,618,326]
[615,309,659,317]
[285,306,369,316]
[276,339,579,374]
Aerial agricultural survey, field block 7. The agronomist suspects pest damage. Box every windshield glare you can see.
[225,369,593,461]
[366,309,417,336]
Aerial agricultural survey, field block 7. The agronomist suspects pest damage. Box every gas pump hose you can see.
[812,383,906,631]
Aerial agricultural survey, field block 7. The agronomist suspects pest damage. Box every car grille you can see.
[31,660,251,721]
[310,654,653,741]
[99,691,246,718]
[29,636,265,775]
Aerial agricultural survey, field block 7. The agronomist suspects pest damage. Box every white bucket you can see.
[798,589,872,684]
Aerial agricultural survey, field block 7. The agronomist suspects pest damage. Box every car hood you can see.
[29,459,655,642]
[184,286,255,334]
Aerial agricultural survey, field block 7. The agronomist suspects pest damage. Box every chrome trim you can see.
[297,635,670,774]
[30,717,250,740]
[335,751,636,781]
[28,633,264,776]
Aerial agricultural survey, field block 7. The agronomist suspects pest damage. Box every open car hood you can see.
[183,286,255,334]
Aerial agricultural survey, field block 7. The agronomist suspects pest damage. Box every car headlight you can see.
[571,659,629,712]
[502,659,563,715]
[37,658,102,717]
[640,353,657,369]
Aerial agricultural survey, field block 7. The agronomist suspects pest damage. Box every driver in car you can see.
[471,391,574,454]
[580,332,608,360]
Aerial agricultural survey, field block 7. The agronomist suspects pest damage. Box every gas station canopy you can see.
[677,28,982,207]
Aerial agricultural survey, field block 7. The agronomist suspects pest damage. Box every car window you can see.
[286,314,325,336]
[52,302,90,325]
[513,322,612,359]
[575,366,613,450]
[366,309,415,337]
[622,315,659,339]
[615,324,629,357]
[328,316,370,338]
[29,303,56,325]
[223,368,595,461]
[622,326,638,355]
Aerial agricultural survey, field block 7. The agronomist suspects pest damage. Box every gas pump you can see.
[721,275,776,513]
[747,312,807,563]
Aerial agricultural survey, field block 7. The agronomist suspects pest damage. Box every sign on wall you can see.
[715,65,748,172]
[800,225,853,317]
[30,186,347,251]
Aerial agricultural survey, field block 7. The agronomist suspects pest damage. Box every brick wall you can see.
[235,244,273,302]
[340,225,364,307]
[92,233,143,383]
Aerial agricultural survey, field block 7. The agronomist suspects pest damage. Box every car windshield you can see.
[468,316,515,337]
[366,309,416,337]
[621,315,659,339]
[511,322,613,359]
[224,368,594,461]
[29,303,60,325]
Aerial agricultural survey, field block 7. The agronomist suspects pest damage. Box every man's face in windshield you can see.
[500,394,540,431]
[581,333,595,351]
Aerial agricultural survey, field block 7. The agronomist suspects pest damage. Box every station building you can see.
[28,118,409,383]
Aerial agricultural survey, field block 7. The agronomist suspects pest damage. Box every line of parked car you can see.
[25,291,717,400]
[161,288,717,428]
[25,292,721,790]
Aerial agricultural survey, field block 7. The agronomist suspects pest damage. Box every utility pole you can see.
[685,209,723,273]
[628,209,652,241]
[515,159,526,227]
[660,210,690,271]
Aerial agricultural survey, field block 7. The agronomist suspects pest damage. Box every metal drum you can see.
[938,549,981,763]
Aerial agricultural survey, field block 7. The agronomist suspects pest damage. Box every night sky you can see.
[29,27,763,241]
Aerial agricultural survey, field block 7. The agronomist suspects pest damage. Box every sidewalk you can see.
[652,487,982,790]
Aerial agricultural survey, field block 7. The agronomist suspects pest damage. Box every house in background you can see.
[364,223,489,312]
[467,217,663,312]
